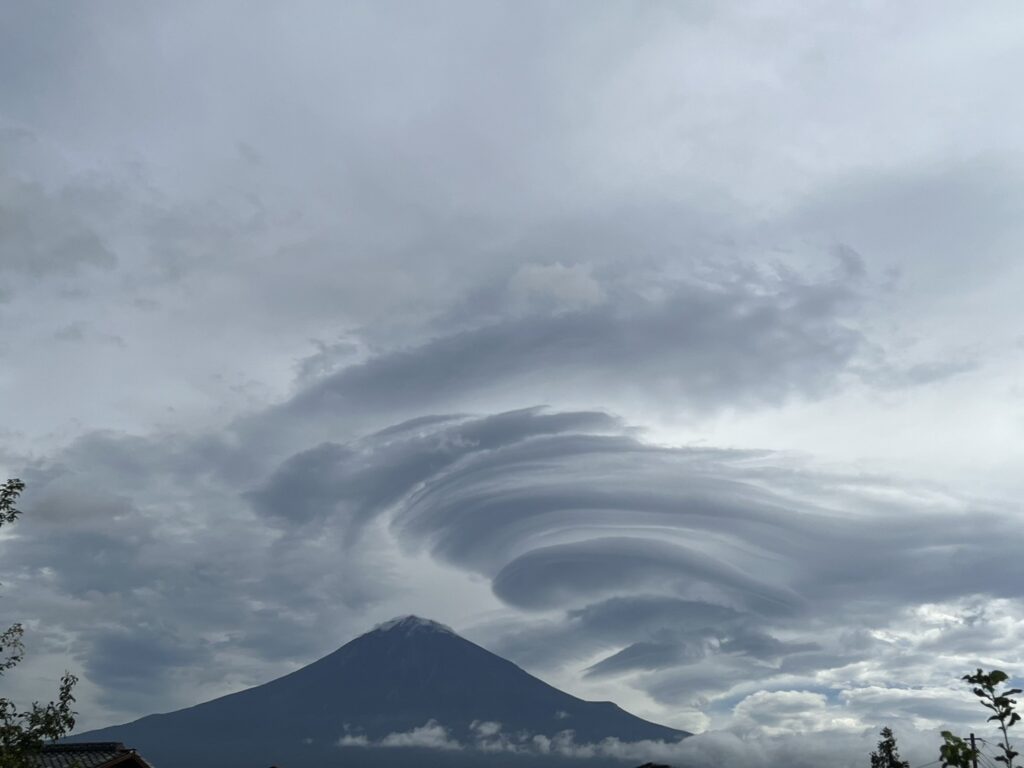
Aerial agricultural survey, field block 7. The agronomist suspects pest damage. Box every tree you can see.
[0,479,78,768]
[871,726,910,768]
[966,669,1020,768]
[941,669,1021,768]
[939,731,978,768]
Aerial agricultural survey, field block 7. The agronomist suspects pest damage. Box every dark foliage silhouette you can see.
[870,726,909,768]
[0,480,78,768]
[941,669,1020,768]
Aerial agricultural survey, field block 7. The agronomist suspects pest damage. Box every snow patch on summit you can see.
[373,615,455,634]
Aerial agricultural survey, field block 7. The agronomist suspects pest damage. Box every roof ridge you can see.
[44,743,127,752]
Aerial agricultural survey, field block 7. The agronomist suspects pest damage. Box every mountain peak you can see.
[372,614,455,635]
[74,614,687,767]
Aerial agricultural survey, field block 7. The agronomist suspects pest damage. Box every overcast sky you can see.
[2,2,1023,765]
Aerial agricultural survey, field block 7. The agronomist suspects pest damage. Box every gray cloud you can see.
[21,402,1009,728]
[1,430,399,719]
[18,399,1015,729]
[6,395,1024,735]
[492,537,804,614]
[241,406,1024,731]
[859,358,979,390]
[78,624,212,708]
[246,408,622,529]
[480,596,744,672]
[584,627,819,679]
[257,270,864,446]
[585,638,715,677]
[0,175,117,278]
[789,160,1024,294]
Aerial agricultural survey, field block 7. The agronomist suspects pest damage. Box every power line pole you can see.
[970,733,979,768]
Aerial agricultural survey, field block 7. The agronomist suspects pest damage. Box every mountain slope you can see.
[73,616,688,767]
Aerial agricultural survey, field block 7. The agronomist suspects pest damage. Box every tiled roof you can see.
[31,743,152,768]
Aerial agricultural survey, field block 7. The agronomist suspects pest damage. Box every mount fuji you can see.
[71,615,688,766]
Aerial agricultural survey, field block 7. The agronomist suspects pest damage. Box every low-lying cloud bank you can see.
[340,720,465,751]
[337,718,949,768]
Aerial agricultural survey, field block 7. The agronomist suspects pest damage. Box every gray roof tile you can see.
[31,743,151,768]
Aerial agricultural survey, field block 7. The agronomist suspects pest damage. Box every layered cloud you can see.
[247,406,1024,627]
[262,268,864,436]
[4,396,1023,738]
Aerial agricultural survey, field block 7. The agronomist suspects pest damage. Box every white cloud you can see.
[469,720,503,737]
[337,733,368,747]
[378,720,463,751]
[731,691,860,736]
[341,719,951,768]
